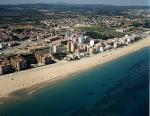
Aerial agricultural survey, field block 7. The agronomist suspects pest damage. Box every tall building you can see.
[49,45,60,54]
[84,36,90,43]
[78,36,90,44]
[49,45,54,55]
[0,58,11,75]
[78,36,85,44]
[35,52,51,65]
[67,42,71,52]
[71,42,77,53]
[53,45,58,53]
[67,41,77,53]
[10,56,28,71]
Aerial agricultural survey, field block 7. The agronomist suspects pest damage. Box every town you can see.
[0,4,150,75]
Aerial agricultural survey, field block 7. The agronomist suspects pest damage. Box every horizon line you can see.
[0,2,149,7]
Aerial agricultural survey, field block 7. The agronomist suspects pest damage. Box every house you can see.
[116,28,128,33]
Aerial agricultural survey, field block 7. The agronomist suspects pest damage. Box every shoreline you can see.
[0,37,149,101]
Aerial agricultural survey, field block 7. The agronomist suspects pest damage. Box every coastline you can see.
[0,37,149,100]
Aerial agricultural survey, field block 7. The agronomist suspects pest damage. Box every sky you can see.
[0,0,149,6]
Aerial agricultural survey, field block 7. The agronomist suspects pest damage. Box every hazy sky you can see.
[0,0,149,6]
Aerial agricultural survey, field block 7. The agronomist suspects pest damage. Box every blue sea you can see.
[0,47,149,116]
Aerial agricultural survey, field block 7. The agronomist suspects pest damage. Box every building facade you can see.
[0,58,11,75]
[35,52,51,65]
[10,56,28,71]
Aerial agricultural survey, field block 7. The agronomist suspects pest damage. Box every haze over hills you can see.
[0,0,149,6]
[0,3,149,25]
[0,2,150,6]
[0,3,149,10]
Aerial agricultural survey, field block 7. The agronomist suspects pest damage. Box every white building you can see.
[100,47,104,52]
[84,36,90,43]
[0,44,3,50]
[114,42,119,48]
[116,28,128,33]
[78,36,90,44]
[78,36,85,44]
[53,45,59,53]
[90,40,95,47]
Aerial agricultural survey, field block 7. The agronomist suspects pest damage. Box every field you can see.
[76,26,125,39]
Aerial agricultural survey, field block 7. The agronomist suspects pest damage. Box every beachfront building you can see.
[49,45,54,55]
[86,45,90,53]
[67,41,77,53]
[87,46,97,54]
[21,53,37,65]
[10,56,28,71]
[0,44,3,50]
[78,36,90,44]
[90,40,95,47]
[105,42,113,50]
[67,41,72,52]
[49,45,61,54]
[114,42,120,48]
[35,52,51,65]
[100,46,104,52]
[78,36,85,44]
[53,45,59,53]
[70,42,77,53]
[0,58,11,75]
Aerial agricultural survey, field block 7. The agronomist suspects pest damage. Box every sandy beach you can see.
[0,37,149,99]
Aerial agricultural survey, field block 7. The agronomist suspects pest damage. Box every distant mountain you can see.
[0,3,149,9]
[0,3,149,14]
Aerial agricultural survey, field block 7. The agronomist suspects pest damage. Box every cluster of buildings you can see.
[0,10,149,76]
[22,30,144,62]
[41,14,148,29]
[64,33,142,60]
[0,25,60,43]
[0,12,147,53]
[0,52,52,75]
[42,16,128,28]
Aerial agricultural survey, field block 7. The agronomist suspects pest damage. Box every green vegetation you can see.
[76,26,125,39]
[132,22,143,27]
[132,20,150,28]
[143,20,150,28]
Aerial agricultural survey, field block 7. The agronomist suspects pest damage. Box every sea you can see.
[0,47,149,116]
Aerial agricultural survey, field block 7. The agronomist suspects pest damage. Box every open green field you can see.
[76,26,125,39]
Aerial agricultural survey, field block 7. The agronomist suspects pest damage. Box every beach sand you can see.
[0,37,149,99]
